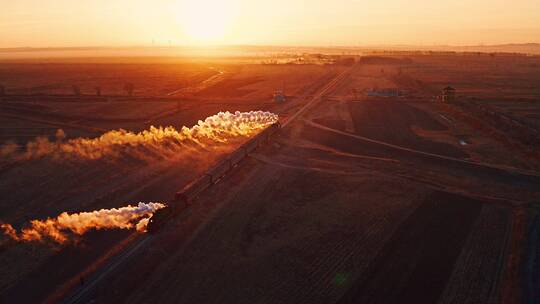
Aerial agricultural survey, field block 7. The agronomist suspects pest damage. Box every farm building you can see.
[367,88,401,97]
[273,90,286,102]
[442,86,456,102]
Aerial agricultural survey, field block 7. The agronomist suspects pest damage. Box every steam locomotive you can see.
[147,122,280,233]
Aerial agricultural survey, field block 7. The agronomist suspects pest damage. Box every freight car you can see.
[147,122,280,233]
[147,174,211,233]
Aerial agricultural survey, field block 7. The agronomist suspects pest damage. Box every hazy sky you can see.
[1,0,540,47]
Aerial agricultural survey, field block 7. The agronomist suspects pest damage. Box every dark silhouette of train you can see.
[147,122,280,233]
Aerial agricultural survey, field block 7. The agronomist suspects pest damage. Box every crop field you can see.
[0,57,341,301]
[0,52,539,304]
[0,62,217,96]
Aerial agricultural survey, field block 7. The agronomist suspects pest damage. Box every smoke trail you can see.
[0,202,165,244]
[0,142,18,157]
[3,111,278,160]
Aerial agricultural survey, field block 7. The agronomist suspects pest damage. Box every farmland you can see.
[0,50,539,303]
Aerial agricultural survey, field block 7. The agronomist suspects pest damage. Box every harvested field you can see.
[439,205,511,304]
[345,100,466,157]
[0,52,539,304]
[338,191,483,304]
[0,62,215,96]
[196,65,342,100]
[524,208,540,304]
[397,54,540,135]
[79,157,429,304]
[196,77,263,97]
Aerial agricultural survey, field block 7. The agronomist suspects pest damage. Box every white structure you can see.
[273,90,286,102]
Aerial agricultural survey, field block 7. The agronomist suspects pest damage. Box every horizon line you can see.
[1,42,540,51]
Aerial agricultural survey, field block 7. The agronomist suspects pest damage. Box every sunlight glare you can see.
[176,0,236,43]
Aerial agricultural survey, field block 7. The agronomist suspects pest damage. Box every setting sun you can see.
[1,0,540,303]
[176,0,236,43]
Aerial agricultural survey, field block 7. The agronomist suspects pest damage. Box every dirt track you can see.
[347,100,465,157]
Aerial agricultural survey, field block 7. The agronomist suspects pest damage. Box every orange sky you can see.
[1,0,539,47]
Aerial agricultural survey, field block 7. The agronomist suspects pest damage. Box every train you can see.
[147,122,280,233]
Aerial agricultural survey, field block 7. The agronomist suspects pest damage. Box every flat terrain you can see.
[0,59,340,302]
[0,62,215,96]
[0,60,338,146]
[0,53,539,304]
[81,80,539,303]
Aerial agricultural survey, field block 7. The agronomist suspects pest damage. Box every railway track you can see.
[60,236,153,304]
[57,65,355,304]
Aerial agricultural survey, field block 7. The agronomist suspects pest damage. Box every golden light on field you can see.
[175,0,236,43]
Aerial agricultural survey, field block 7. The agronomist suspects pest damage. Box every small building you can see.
[273,90,286,102]
[367,88,401,97]
[441,86,456,102]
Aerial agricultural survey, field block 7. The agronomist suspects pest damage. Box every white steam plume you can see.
[1,202,165,244]
[2,111,278,160]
